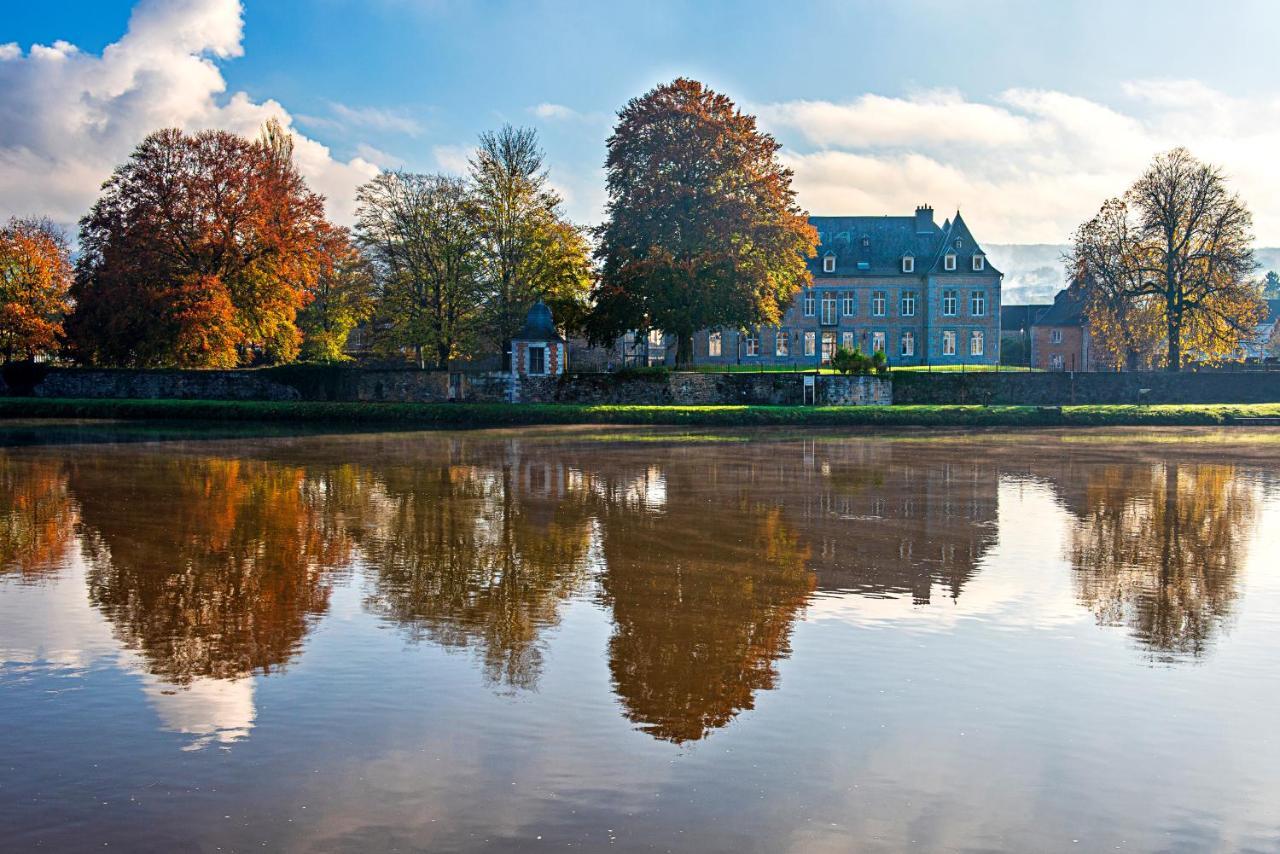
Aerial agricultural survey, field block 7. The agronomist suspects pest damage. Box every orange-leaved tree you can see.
[0,217,72,363]
[68,121,329,368]
[588,78,817,366]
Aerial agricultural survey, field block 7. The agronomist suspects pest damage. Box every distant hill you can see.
[986,245,1280,306]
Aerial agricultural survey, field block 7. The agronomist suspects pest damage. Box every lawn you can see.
[2,398,1279,429]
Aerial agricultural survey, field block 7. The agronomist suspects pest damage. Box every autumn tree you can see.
[588,78,818,366]
[297,225,374,362]
[0,218,72,363]
[1071,148,1264,371]
[469,126,592,367]
[356,172,482,368]
[68,122,329,368]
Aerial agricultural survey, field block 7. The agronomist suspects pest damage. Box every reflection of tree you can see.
[360,456,593,691]
[600,491,814,743]
[0,455,77,581]
[1069,464,1256,660]
[73,455,354,683]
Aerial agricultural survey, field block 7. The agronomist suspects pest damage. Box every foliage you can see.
[67,122,329,368]
[1070,148,1266,371]
[0,218,72,363]
[470,125,593,357]
[830,345,887,376]
[298,226,375,362]
[1263,270,1280,299]
[588,78,818,366]
[356,172,482,368]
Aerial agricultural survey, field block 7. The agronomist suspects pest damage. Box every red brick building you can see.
[1030,288,1092,371]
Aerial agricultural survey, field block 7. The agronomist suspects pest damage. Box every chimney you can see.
[914,205,935,234]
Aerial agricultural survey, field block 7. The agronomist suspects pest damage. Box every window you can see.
[902,256,914,273]
[842,291,856,317]
[901,291,917,317]
[822,254,836,273]
[821,291,838,324]
[745,332,759,357]
[1050,328,1063,344]
[708,331,722,357]
[942,290,958,316]
[872,331,886,354]
[648,328,664,347]
[970,329,984,356]
[821,331,837,365]
[970,290,986,317]
[775,330,789,357]
[1050,353,1065,370]
[528,345,546,375]
[872,290,887,317]
[803,290,815,317]
[901,330,915,357]
[804,331,817,356]
[944,253,957,271]
[972,254,985,271]
[942,330,957,356]
[842,331,854,350]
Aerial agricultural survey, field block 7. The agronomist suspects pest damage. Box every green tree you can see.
[588,78,817,366]
[298,226,374,362]
[1071,148,1264,371]
[470,126,592,367]
[356,172,482,369]
[1263,270,1280,299]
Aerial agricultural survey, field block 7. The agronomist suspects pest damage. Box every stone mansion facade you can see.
[624,206,1003,368]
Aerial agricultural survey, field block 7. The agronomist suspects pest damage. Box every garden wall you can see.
[892,370,1280,405]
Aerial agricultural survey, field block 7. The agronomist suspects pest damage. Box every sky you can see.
[4,0,1280,247]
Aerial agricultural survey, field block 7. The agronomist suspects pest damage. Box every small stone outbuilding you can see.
[511,301,566,377]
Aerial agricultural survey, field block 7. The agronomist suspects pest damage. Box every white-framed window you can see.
[942,330,957,356]
[942,290,958,316]
[944,253,957,271]
[901,291,916,317]
[972,254,985,271]
[822,254,836,273]
[842,291,856,317]
[528,344,546,375]
[804,331,816,357]
[745,332,759,357]
[775,329,789,357]
[970,329,984,356]
[708,330,722,357]
[902,256,914,273]
[1050,353,1065,370]
[1050,328,1063,344]
[821,331,837,365]
[821,291,838,325]
[841,331,854,350]
[872,290,887,317]
[901,330,915,357]
[803,290,815,317]
[872,331,886,354]
[648,328,664,347]
[970,290,986,317]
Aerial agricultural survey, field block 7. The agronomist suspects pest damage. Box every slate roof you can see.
[808,208,1002,278]
[1001,303,1053,332]
[1034,288,1088,327]
[514,300,564,343]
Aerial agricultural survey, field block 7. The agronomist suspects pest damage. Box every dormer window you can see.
[972,254,985,271]
[902,256,914,273]
[944,253,957,271]
[822,254,835,273]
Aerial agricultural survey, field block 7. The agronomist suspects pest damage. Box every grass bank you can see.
[2,398,1279,429]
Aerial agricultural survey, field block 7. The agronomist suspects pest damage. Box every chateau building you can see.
[683,205,1003,367]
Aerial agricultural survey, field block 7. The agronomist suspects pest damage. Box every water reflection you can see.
[0,433,1271,754]
[1062,463,1257,660]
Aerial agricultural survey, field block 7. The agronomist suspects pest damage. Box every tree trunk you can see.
[1166,309,1181,372]
[437,342,450,371]
[675,332,693,369]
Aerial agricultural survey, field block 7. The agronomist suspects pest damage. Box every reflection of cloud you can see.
[138,671,255,751]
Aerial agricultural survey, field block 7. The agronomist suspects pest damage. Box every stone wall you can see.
[892,370,1280,405]
[819,375,895,406]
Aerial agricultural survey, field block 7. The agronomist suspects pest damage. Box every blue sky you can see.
[4,0,1280,245]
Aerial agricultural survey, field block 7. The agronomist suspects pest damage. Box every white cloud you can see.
[354,142,405,169]
[329,102,423,136]
[757,83,1280,244]
[0,0,378,227]
[531,102,578,121]
[432,143,471,175]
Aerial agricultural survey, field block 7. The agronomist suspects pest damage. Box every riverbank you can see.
[2,397,1280,428]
